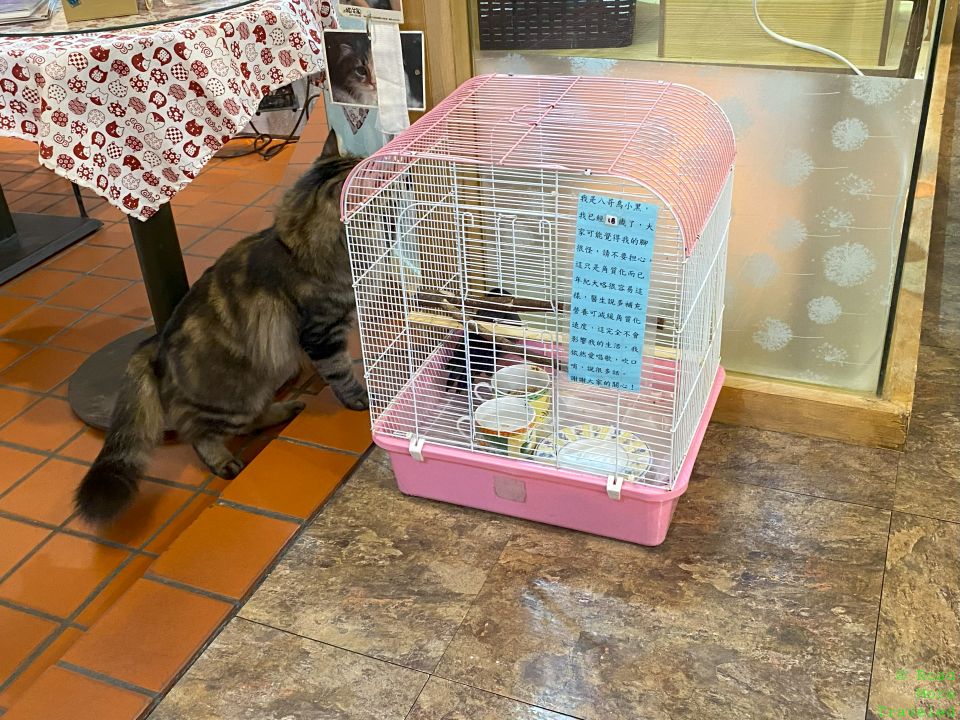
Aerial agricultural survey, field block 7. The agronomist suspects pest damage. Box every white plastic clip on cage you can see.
[342,74,735,546]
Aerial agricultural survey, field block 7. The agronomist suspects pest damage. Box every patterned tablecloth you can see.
[0,0,336,220]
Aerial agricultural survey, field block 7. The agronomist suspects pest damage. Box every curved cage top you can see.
[342,74,736,254]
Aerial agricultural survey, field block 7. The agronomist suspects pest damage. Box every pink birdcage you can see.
[342,74,735,546]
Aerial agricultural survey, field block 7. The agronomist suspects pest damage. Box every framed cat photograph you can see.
[323,30,426,112]
[339,0,402,22]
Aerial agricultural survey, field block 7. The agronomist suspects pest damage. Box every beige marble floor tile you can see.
[867,513,960,720]
[895,378,960,523]
[406,678,575,720]
[916,344,960,385]
[149,617,427,720]
[436,478,889,720]
[695,423,898,509]
[239,449,517,672]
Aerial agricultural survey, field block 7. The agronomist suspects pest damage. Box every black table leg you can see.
[0,183,101,285]
[68,204,189,430]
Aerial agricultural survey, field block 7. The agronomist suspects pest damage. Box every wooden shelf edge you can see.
[714,371,910,450]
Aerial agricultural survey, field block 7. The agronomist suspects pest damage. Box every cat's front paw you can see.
[334,384,369,411]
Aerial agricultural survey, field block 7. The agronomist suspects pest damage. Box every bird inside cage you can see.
[418,289,564,395]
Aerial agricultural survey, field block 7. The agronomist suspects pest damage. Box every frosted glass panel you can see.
[474,54,924,392]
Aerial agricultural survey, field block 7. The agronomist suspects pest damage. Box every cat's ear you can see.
[321,129,340,159]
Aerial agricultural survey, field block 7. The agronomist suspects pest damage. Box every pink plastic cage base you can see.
[373,344,725,546]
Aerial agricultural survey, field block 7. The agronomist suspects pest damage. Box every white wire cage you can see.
[343,74,735,494]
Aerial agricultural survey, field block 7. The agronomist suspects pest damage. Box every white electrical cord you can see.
[752,0,865,75]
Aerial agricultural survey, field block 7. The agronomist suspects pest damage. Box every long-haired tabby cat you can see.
[329,31,421,110]
[329,34,377,107]
[75,130,367,524]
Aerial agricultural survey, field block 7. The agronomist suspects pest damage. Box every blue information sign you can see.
[568,193,658,392]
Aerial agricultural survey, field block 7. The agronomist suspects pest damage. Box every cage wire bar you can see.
[343,74,735,493]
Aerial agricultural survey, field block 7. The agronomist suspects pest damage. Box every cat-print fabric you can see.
[0,0,337,221]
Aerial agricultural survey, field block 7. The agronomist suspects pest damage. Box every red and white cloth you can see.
[0,0,337,220]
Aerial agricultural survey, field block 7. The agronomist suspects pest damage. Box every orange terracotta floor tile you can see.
[99,283,152,319]
[0,627,84,708]
[0,606,57,683]
[149,504,297,599]
[0,459,87,525]
[175,224,210,249]
[280,386,373,454]
[85,224,133,249]
[183,201,242,229]
[256,186,284,208]
[0,517,50,577]
[1,665,151,720]
[58,427,105,463]
[67,480,194,550]
[5,168,61,193]
[145,443,211,487]
[0,346,86,393]
[88,202,127,223]
[185,228,248,258]
[184,254,215,284]
[1,269,80,300]
[221,440,357,519]
[75,555,155,627]
[0,341,33,372]
[63,578,231,692]
[0,387,37,427]
[91,248,144,282]
[221,204,272,233]
[0,305,85,345]
[49,314,146,354]
[0,296,33,326]
[217,181,273,206]
[0,397,85,452]
[46,245,120,273]
[0,533,129,619]
[46,276,130,311]
[0,446,45,495]
[144,492,218,553]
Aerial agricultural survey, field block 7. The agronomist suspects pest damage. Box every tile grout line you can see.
[425,526,519,679]
[426,673,590,720]
[274,433,364,457]
[0,425,100,585]
[0,299,98,392]
[401,677,432,720]
[0,598,87,628]
[237,616,437,679]
[56,661,156,698]
[214,498,305,524]
[0,508,162,556]
[862,509,896,713]
[141,574,240,606]
[133,486,217,554]
[695,471,901,515]
[0,624,72,699]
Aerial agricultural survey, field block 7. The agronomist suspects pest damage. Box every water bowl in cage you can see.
[535,424,652,478]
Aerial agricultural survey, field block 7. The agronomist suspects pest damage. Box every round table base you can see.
[68,328,175,433]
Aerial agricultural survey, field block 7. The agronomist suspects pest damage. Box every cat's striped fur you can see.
[75,131,367,524]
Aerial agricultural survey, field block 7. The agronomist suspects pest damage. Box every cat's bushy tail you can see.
[75,338,164,524]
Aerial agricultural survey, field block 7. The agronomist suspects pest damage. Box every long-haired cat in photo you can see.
[328,33,377,107]
[74,130,368,526]
[327,30,422,110]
